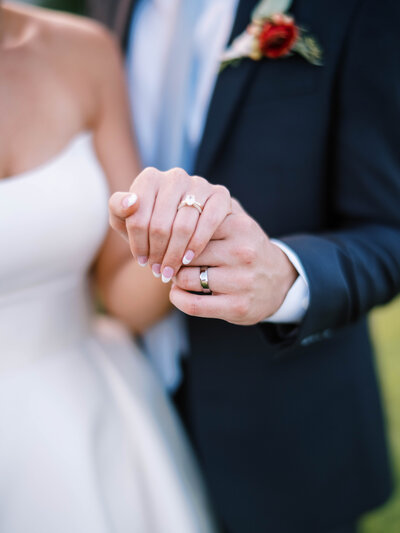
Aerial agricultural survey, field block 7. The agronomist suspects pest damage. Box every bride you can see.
[0,2,223,532]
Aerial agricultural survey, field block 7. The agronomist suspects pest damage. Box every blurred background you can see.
[14,1,400,532]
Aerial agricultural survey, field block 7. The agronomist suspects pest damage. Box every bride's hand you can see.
[109,167,232,282]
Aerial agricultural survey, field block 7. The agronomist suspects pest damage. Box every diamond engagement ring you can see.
[178,194,204,214]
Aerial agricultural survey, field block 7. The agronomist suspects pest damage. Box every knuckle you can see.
[215,184,230,198]
[142,166,158,176]
[193,175,207,187]
[168,167,187,183]
[231,198,242,214]
[126,215,147,233]
[150,221,169,240]
[169,167,185,175]
[135,167,158,186]
[233,299,250,319]
[235,245,257,265]
[240,214,254,230]
[173,221,191,240]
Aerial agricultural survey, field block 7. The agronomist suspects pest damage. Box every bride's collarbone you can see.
[0,79,93,181]
[0,75,86,179]
[0,7,104,179]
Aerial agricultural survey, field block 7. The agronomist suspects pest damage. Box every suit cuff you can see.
[263,240,310,324]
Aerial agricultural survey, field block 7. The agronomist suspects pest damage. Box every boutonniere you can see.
[221,0,323,71]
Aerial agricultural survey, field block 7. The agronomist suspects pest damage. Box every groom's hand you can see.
[171,201,298,325]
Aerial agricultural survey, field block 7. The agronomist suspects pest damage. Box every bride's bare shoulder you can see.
[7,2,122,81]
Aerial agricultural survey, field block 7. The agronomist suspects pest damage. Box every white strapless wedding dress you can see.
[0,133,216,533]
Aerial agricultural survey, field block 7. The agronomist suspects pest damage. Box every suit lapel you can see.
[113,0,259,175]
[194,0,259,177]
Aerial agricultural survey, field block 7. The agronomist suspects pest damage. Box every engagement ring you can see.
[178,194,204,214]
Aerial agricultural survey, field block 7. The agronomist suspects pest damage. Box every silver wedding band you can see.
[178,194,203,214]
[200,267,212,294]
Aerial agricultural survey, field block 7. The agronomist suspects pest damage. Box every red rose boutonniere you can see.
[221,0,322,71]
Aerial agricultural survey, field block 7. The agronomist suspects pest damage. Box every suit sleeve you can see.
[261,0,400,351]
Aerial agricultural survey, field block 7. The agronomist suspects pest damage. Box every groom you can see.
[89,1,400,532]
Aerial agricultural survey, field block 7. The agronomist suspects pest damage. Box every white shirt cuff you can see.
[263,240,310,324]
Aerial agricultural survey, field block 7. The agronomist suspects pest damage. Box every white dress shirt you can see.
[126,0,309,391]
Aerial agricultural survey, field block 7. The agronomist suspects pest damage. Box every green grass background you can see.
[361,297,400,532]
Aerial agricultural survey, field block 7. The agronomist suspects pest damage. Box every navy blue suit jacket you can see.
[88,0,400,531]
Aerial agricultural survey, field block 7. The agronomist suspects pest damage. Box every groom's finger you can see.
[169,285,233,320]
[175,266,238,294]
[187,240,232,267]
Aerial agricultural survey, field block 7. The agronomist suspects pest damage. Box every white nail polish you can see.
[152,265,161,278]
[161,267,174,284]
[123,193,138,208]
[138,256,148,267]
[183,250,195,265]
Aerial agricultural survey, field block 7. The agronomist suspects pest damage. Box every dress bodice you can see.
[0,133,215,533]
[0,134,109,366]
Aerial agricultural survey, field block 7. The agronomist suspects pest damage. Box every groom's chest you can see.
[192,0,356,235]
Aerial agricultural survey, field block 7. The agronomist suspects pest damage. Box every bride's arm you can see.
[87,27,171,334]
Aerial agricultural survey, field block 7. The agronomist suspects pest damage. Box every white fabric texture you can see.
[0,133,216,533]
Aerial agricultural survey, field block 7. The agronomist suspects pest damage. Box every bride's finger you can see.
[147,173,189,276]
[108,192,139,241]
[125,167,160,264]
[182,186,231,264]
[158,188,209,283]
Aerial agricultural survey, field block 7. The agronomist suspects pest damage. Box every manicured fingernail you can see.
[162,267,174,283]
[183,250,195,265]
[138,256,148,267]
[122,193,137,208]
[152,264,161,278]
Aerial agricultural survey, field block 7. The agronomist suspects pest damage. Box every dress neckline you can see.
[1,131,93,183]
